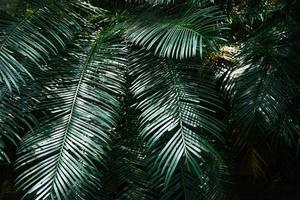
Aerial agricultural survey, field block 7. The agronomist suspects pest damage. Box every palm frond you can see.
[129,51,226,199]
[125,3,226,59]
[0,84,37,162]
[222,26,300,147]
[0,0,106,164]
[0,3,82,91]
[0,0,100,163]
[102,132,157,200]
[14,28,127,199]
[99,78,158,200]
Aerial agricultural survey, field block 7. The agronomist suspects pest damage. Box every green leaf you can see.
[126,3,226,59]
[0,85,37,163]
[15,29,127,200]
[0,3,82,91]
[129,51,226,199]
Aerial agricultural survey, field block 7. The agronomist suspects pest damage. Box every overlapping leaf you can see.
[0,0,106,163]
[0,85,37,162]
[15,29,127,199]
[126,3,226,59]
[0,3,81,91]
[129,51,226,199]
[222,26,300,147]
[100,91,158,200]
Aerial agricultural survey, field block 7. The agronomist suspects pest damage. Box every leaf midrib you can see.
[166,62,189,199]
[48,37,99,194]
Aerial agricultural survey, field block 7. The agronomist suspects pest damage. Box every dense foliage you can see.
[0,0,299,199]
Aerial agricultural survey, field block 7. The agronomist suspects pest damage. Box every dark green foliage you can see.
[219,0,300,177]
[0,0,299,199]
[129,51,226,199]
[126,2,226,59]
[0,85,36,162]
[0,3,81,91]
[15,29,127,199]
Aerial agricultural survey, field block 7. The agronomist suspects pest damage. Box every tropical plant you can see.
[0,0,299,199]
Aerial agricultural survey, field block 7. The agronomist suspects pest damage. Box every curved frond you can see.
[129,51,226,199]
[126,4,226,59]
[15,30,127,199]
[222,26,300,147]
[0,3,81,91]
[0,1,106,164]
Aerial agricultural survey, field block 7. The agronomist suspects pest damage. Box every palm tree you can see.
[0,0,299,199]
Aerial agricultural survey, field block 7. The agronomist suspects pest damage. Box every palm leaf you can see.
[0,3,82,91]
[129,51,226,199]
[101,132,157,200]
[0,0,104,163]
[125,3,226,59]
[101,95,158,200]
[15,29,127,199]
[222,26,300,147]
[0,84,37,162]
